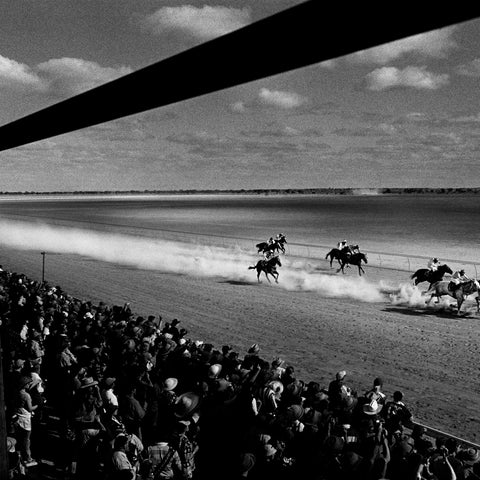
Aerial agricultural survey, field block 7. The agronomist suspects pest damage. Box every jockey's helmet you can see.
[460,269,465,274]
[433,258,438,262]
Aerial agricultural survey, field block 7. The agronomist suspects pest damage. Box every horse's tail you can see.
[248,265,256,270]
[325,250,332,259]
[410,271,418,279]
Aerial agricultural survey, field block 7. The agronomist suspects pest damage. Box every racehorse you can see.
[275,234,287,254]
[256,239,284,255]
[325,248,358,268]
[410,264,453,287]
[325,248,345,268]
[426,279,480,314]
[337,252,368,275]
[248,255,282,283]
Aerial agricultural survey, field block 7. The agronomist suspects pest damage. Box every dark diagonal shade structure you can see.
[0,1,479,152]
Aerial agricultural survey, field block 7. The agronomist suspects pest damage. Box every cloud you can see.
[230,101,246,113]
[258,88,307,109]
[456,58,480,77]
[351,27,457,64]
[365,66,449,91]
[36,57,132,96]
[317,59,337,69]
[0,55,45,91]
[143,5,251,40]
[0,54,132,97]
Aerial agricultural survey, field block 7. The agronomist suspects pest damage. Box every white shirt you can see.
[102,388,119,408]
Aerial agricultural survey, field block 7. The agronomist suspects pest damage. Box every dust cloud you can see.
[0,219,392,303]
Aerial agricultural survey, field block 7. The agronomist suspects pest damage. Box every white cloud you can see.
[318,59,337,69]
[352,27,457,64]
[0,55,132,97]
[258,88,306,109]
[36,58,132,96]
[0,55,45,91]
[366,66,449,91]
[456,58,480,77]
[230,101,246,113]
[143,5,251,40]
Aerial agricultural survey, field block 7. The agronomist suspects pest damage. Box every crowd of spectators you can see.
[2,265,480,480]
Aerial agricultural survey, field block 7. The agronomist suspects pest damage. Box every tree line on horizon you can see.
[0,187,479,195]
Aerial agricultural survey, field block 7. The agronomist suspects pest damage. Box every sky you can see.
[1,1,480,192]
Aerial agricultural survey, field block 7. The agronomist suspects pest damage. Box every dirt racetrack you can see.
[2,245,480,444]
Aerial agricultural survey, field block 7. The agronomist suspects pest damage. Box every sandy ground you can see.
[2,246,480,444]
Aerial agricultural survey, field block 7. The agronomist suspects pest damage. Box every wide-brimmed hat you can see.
[459,448,480,465]
[7,437,16,452]
[363,399,383,415]
[80,377,98,389]
[239,453,256,474]
[287,404,305,421]
[174,392,200,418]
[263,444,277,457]
[17,376,32,390]
[104,377,116,388]
[268,380,284,396]
[163,378,178,391]
[272,357,285,368]
[208,363,222,378]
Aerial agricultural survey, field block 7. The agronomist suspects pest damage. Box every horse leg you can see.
[476,296,480,313]
[257,269,261,283]
[264,271,271,283]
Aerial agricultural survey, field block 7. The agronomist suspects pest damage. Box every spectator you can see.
[382,390,413,439]
[111,434,136,480]
[11,375,38,467]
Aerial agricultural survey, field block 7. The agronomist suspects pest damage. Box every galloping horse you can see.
[338,252,368,275]
[248,255,282,283]
[325,248,345,268]
[256,239,284,255]
[426,279,480,314]
[275,234,287,254]
[410,264,453,287]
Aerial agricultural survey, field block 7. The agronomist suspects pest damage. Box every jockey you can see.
[263,249,274,262]
[427,257,441,272]
[350,244,360,254]
[275,233,286,242]
[337,239,348,251]
[267,237,274,246]
[449,269,470,292]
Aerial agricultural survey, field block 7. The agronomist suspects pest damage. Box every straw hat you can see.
[362,399,383,415]
[163,378,178,391]
[79,377,98,389]
[174,392,200,418]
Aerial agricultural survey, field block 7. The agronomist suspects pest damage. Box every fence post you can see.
[407,257,411,271]
[475,264,478,278]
